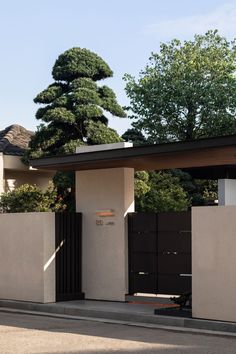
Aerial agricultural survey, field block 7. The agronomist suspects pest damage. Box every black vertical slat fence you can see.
[55,213,84,301]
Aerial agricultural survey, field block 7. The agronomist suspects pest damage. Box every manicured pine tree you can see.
[28,47,126,159]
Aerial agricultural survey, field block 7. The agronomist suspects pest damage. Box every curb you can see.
[0,300,236,337]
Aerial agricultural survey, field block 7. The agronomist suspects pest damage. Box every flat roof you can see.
[30,134,236,177]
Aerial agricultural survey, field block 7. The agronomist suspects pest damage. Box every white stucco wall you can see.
[76,168,134,301]
[1,155,54,193]
[3,155,29,171]
[192,206,236,322]
[4,170,54,192]
[0,212,55,303]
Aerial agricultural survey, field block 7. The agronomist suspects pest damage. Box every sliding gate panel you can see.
[128,211,192,295]
[157,211,191,294]
[128,213,157,294]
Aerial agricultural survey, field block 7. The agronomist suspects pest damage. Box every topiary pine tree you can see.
[27,47,126,159]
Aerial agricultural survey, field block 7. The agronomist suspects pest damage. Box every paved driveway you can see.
[0,311,236,353]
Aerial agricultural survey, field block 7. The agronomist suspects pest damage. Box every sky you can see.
[0,0,236,135]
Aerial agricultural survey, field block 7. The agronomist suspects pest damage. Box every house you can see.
[0,124,54,193]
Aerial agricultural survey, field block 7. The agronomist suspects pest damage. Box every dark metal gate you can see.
[128,211,191,295]
[128,213,158,294]
[55,213,84,301]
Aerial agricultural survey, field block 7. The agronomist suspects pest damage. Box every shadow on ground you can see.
[0,311,236,354]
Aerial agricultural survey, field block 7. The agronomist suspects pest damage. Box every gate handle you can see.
[162,251,178,255]
[138,272,149,275]
[179,230,191,234]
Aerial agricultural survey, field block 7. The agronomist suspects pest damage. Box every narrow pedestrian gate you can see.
[128,211,191,295]
[55,213,84,301]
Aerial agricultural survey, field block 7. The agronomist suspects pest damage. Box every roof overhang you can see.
[30,135,236,178]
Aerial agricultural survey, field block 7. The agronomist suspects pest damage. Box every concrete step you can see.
[125,294,173,304]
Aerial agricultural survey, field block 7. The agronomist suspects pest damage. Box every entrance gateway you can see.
[30,136,236,303]
[55,211,191,300]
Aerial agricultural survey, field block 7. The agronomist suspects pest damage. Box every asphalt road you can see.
[0,311,236,354]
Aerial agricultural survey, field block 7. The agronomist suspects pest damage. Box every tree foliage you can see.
[124,30,236,143]
[121,128,147,146]
[86,121,123,145]
[134,171,151,198]
[127,165,217,212]
[23,47,125,212]
[0,184,66,213]
[170,169,218,206]
[27,47,125,159]
[135,171,189,212]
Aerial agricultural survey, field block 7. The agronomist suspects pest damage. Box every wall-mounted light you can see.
[96,209,115,217]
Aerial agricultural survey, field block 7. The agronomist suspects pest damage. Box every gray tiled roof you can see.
[0,124,33,156]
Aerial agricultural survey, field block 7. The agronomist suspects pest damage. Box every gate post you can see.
[75,144,134,301]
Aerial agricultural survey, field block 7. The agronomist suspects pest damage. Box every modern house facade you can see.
[1,136,236,323]
[29,137,236,322]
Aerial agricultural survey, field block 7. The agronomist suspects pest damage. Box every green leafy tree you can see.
[27,47,125,159]
[124,30,236,143]
[134,171,151,198]
[135,171,189,212]
[0,184,66,213]
[171,169,218,206]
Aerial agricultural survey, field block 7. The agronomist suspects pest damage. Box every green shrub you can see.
[0,183,66,213]
[135,171,189,212]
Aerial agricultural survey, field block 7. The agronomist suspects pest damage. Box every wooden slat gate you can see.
[128,211,191,295]
[55,213,84,301]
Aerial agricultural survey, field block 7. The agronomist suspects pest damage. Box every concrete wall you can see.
[76,168,134,301]
[192,206,236,322]
[0,212,55,303]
